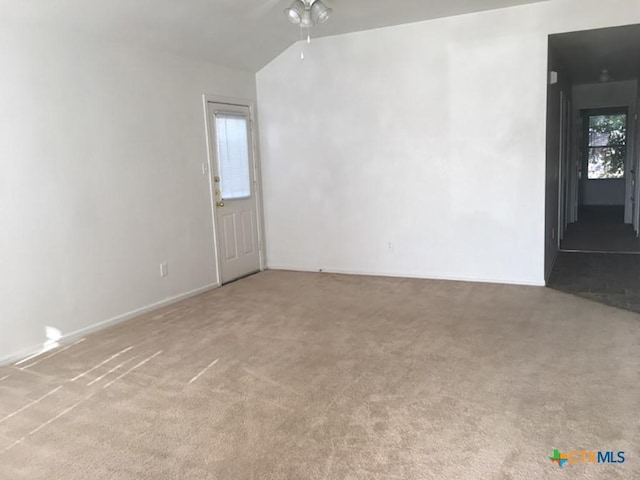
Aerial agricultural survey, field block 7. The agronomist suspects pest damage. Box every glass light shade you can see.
[310,1,332,24]
[300,10,313,28]
[284,0,305,24]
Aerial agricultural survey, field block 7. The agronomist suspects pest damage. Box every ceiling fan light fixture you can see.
[599,69,611,83]
[300,10,314,28]
[310,1,332,24]
[284,0,305,25]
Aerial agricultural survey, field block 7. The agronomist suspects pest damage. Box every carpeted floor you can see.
[0,271,639,479]
[560,222,640,252]
[548,252,640,315]
[560,206,640,253]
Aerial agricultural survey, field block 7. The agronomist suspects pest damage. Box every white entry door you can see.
[209,103,261,284]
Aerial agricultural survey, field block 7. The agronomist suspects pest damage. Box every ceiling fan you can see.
[283,0,333,59]
[248,0,333,26]
[284,0,333,27]
[248,0,334,60]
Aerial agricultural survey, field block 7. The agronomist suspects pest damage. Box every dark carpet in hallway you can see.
[560,222,640,252]
[548,251,640,314]
[560,206,640,253]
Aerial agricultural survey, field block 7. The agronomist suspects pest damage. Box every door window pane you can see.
[215,114,251,199]
[587,114,626,179]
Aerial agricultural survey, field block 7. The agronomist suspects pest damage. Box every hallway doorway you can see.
[546,24,640,263]
[546,24,640,308]
[560,107,640,252]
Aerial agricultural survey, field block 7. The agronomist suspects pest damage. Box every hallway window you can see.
[587,113,626,179]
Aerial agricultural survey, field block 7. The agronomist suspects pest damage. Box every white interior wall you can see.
[257,0,640,287]
[580,179,626,206]
[0,23,256,363]
[571,81,637,213]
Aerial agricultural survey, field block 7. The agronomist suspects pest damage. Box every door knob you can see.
[216,201,225,208]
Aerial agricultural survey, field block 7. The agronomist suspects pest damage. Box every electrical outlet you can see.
[387,242,394,251]
[160,262,168,278]
[552,228,556,240]
[201,163,208,175]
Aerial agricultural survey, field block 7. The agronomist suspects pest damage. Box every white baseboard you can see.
[0,283,220,366]
[267,265,546,287]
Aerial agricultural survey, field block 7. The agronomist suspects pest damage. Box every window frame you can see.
[582,107,628,181]
[213,111,253,200]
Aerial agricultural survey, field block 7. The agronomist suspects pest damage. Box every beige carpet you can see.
[0,271,639,479]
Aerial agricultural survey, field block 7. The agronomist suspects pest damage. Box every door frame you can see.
[634,108,640,235]
[567,110,580,225]
[202,94,266,284]
[567,101,638,229]
[577,107,630,220]
[558,91,570,246]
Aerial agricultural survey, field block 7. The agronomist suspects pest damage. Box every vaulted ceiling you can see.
[0,0,549,72]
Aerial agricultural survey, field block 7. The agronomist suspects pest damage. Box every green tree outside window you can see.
[587,114,626,180]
